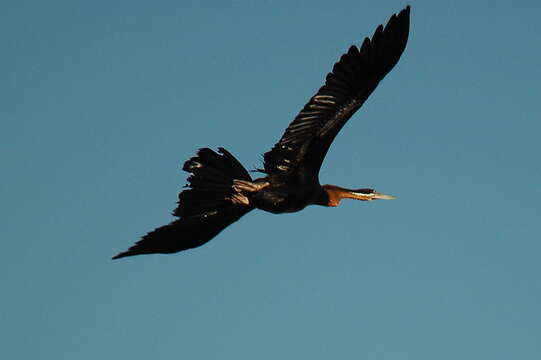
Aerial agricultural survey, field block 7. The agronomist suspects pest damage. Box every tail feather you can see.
[112,147,253,259]
[175,147,252,218]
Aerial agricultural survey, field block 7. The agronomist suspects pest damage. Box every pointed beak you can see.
[372,192,396,200]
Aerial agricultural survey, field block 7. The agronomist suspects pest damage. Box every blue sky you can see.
[2,0,540,359]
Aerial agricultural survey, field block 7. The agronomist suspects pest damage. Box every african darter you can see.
[113,6,410,259]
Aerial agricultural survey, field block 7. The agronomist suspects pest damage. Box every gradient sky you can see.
[2,0,541,359]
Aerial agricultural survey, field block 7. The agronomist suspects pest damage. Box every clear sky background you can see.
[2,0,540,359]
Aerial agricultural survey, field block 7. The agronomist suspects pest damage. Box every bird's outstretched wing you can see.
[262,6,410,176]
[112,148,253,259]
[112,206,251,259]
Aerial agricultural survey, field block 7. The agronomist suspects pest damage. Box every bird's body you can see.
[113,6,411,259]
[251,171,321,214]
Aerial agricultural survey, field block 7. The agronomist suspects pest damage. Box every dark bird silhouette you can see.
[113,6,410,259]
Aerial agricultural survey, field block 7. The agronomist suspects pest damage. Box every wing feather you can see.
[262,6,410,175]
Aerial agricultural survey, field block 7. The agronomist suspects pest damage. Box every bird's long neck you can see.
[317,184,376,207]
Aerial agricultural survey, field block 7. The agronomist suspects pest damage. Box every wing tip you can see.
[111,246,147,259]
[111,250,135,260]
[111,252,127,260]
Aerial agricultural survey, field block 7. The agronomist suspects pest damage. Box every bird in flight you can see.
[113,6,410,259]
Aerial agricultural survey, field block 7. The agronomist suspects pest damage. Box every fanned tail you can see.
[112,147,253,259]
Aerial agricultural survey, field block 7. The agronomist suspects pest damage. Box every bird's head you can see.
[320,184,395,207]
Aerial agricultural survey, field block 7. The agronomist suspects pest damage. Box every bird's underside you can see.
[112,6,410,259]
